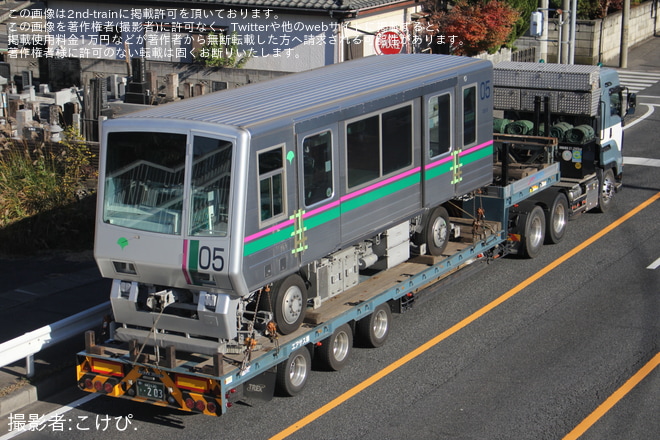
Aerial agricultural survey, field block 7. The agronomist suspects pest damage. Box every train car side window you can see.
[347,115,380,188]
[428,93,452,157]
[463,85,477,146]
[382,106,412,175]
[258,145,286,223]
[346,103,413,189]
[303,130,333,206]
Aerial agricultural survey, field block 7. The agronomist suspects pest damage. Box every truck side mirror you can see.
[627,93,636,116]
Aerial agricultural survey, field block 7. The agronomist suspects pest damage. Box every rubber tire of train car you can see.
[316,323,353,371]
[414,206,450,256]
[595,168,615,213]
[519,205,546,259]
[269,274,308,335]
[356,303,392,348]
[545,192,569,244]
[276,346,312,396]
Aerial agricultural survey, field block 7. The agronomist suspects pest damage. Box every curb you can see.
[0,367,73,418]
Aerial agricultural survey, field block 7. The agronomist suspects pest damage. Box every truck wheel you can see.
[276,347,311,396]
[545,193,568,244]
[414,206,450,256]
[269,274,308,335]
[356,303,391,348]
[520,205,545,258]
[595,168,615,213]
[316,323,353,371]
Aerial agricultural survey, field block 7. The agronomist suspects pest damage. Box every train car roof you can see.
[113,54,491,134]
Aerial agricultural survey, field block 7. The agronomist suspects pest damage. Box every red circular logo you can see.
[375,29,405,55]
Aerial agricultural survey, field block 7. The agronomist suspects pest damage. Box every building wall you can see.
[515,1,659,65]
[44,1,337,72]
[38,1,417,73]
[343,6,420,58]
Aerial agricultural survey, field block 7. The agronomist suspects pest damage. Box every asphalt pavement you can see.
[0,33,659,419]
[0,251,110,417]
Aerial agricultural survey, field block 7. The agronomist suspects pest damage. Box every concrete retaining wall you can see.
[516,1,659,65]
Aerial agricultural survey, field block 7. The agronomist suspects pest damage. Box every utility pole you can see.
[540,0,548,62]
[620,0,630,68]
[568,0,577,64]
[561,0,570,63]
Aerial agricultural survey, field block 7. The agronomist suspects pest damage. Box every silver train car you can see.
[95,54,494,354]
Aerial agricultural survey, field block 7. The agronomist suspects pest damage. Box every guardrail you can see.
[0,302,111,377]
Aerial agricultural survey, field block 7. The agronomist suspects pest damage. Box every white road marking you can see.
[0,394,98,440]
[624,157,660,167]
[647,257,660,270]
[617,70,660,93]
[623,103,657,130]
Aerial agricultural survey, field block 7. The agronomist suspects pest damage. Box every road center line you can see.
[270,191,660,440]
[562,352,660,440]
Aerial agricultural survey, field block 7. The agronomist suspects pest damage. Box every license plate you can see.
[136,380,165,400]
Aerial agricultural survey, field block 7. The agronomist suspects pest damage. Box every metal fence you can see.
[0,302,110,377]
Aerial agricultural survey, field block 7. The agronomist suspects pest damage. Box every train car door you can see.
[422,89,456,207]
[453,79,494,196]
[294,124,341,263]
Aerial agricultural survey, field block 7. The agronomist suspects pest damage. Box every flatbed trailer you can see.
[77,56,632,417]
[77,162,561,416]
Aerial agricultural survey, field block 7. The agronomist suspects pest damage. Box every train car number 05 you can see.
[198,246,225,272]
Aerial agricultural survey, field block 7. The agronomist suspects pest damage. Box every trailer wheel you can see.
[595,168,615,213]
[269,274,308,335]
[276,347,311,396]
[545,193,568,244]
[316,323,353,371]
[414,206,450,256]
[520,205,545,258]
[356,303,392,348]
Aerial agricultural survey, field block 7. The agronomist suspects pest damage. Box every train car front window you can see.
[103,131,187,234]
[189,136,233,236]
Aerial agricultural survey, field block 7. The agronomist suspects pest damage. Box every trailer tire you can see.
[269,274,308,335]
[595,168,615,213]
[276,347,311,396]
[545,193,568,244]
[316,323,353,371]
[356,303,392,348]
[414,206,450,256]
[520,205,545,258]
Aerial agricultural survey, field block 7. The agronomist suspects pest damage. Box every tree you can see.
[423,0,520,56]
[194,32,252,68]
[505,0,539,43]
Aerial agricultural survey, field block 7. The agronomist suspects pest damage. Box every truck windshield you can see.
[103,132,233,236]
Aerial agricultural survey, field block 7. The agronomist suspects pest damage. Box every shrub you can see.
[0,127,97,254]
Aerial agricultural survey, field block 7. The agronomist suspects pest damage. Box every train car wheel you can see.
[268,274,308,335]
